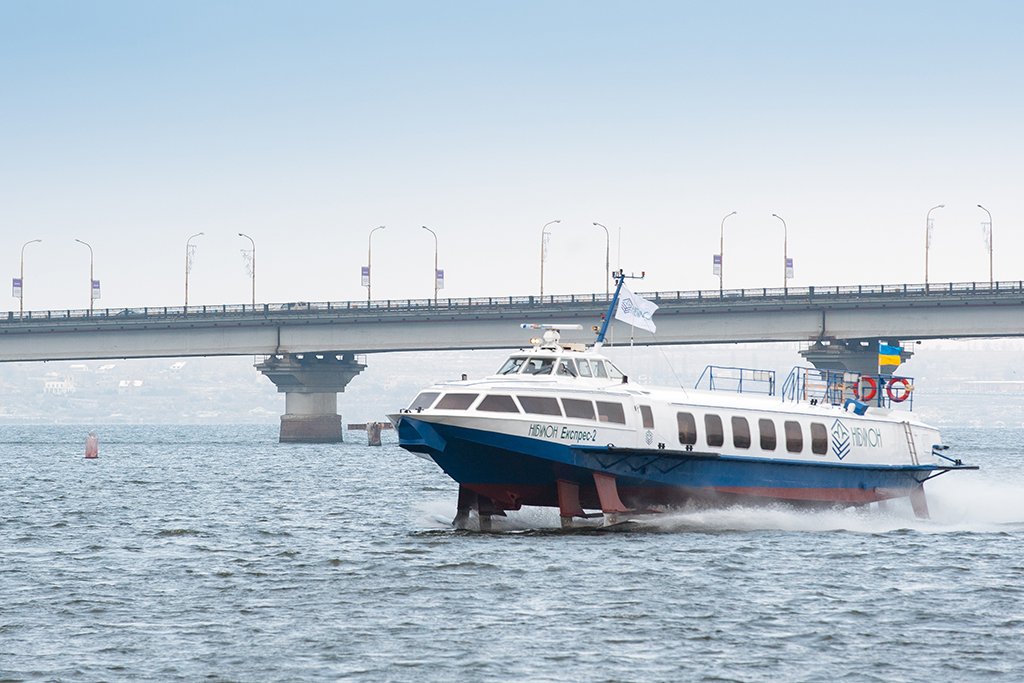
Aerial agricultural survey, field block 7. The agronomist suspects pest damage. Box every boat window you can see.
[596,402,626,424]
[435,393,479,410]
[576,359,593,377]
[556,359,578,377]
[591,361,609,378]
[759,419,777,451]
[477,395,520,413]
[521,358,556,375]
[562,398,596,420]
[704,414,724,447]
[784,421,803,453]
[606,362,624,381]
[408,392,440,411]
[518,395,562,416]
[810,423,828,455]
[496,357,526,375]
[640,405,654,429]
[677,412,697,445]
[732,417,751,449]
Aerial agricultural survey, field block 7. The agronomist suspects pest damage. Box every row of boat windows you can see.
[409,391,628,423]
[410,391,829,455]
[496,356,625,380]
[675,411,829,455]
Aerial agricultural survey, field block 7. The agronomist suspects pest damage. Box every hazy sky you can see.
[3,1,1022,312]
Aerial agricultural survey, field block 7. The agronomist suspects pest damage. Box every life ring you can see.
[887,377,913,402]
[855,376,878,402]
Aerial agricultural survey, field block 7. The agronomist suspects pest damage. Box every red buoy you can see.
[85,432,99,459]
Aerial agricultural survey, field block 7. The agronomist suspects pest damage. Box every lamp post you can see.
[184,232,204,307]
[74,239,95,313]
[18,239,41,320]
[925,204,944,288]
[421,226,439,302]
[978,204,993,288]
[772,214,788,289]
[592,222,611,299]
[367,225,385,303]
[539,219,560,300]
[719,211,737,291]
[238,232,256,307]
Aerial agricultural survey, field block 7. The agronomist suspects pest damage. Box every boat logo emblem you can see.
[645,430,653,445]
[620,298,634,314]
[831,419,851,460]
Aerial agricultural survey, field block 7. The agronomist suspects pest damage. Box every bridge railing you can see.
[4,280,1024,324]
[644,280,1024,302]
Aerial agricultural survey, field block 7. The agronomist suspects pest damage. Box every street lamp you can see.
[772,214,790,289]
[421,226,439,302]
[718,211,737,291]
[184,232,204,307]
[592,222,611,300]
[539,219,560,299]
[978,204,993,287]
[74,239,96,313]
[17,239,41,320]
[366,225,385,303]
[238,233,256,307]
[925,204,944,288]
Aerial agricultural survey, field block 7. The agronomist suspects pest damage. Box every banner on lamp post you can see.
[712,254,721,276]
[436,269,444,291]
[12,278,22,299]
[361,267,370,288]
[785,258,794,281]
[92,280,101,300]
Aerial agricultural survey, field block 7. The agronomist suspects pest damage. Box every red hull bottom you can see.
[466,482,916,513]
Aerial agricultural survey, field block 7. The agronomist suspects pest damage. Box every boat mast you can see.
[593,269,644,348]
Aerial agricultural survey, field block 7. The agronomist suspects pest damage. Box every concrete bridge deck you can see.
[2,280,1023,363]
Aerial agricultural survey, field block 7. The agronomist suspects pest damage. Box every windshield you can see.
[496,357,527,375]
[521,358,556,375]
[606,361,624,380]
[556,359,578,377]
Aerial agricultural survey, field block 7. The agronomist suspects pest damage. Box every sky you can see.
[2,1,1023,313]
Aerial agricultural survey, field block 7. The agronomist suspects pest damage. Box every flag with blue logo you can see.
[614,285,658,334]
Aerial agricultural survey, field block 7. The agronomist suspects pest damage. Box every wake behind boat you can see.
[389,272,977,530]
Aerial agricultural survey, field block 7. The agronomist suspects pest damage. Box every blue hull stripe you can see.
[397,417,933,496]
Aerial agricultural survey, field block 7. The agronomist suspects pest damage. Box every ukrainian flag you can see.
[879,343,902,368]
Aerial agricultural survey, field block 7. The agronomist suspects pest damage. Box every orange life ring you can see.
[887,377,912,402]
[855,376,878,402]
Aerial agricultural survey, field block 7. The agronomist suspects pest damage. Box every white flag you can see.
[614,284,658,334]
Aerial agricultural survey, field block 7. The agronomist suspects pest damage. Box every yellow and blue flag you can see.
[879,343,902,368]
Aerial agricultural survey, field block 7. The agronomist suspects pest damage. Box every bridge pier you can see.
[800,339,913,376]
[256,353,366,443]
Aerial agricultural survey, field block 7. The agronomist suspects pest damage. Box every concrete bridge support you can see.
[256,353,366,443]
[800,339,913,376]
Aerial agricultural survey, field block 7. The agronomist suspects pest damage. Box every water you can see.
[2,424,1023,682]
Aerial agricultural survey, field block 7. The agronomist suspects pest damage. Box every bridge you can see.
[4,280,1023,441]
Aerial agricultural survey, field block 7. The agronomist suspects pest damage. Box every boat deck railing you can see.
[782,367,914,410]
[695,366,776,396]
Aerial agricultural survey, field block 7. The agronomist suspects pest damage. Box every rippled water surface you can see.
[3,424,1024,682]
